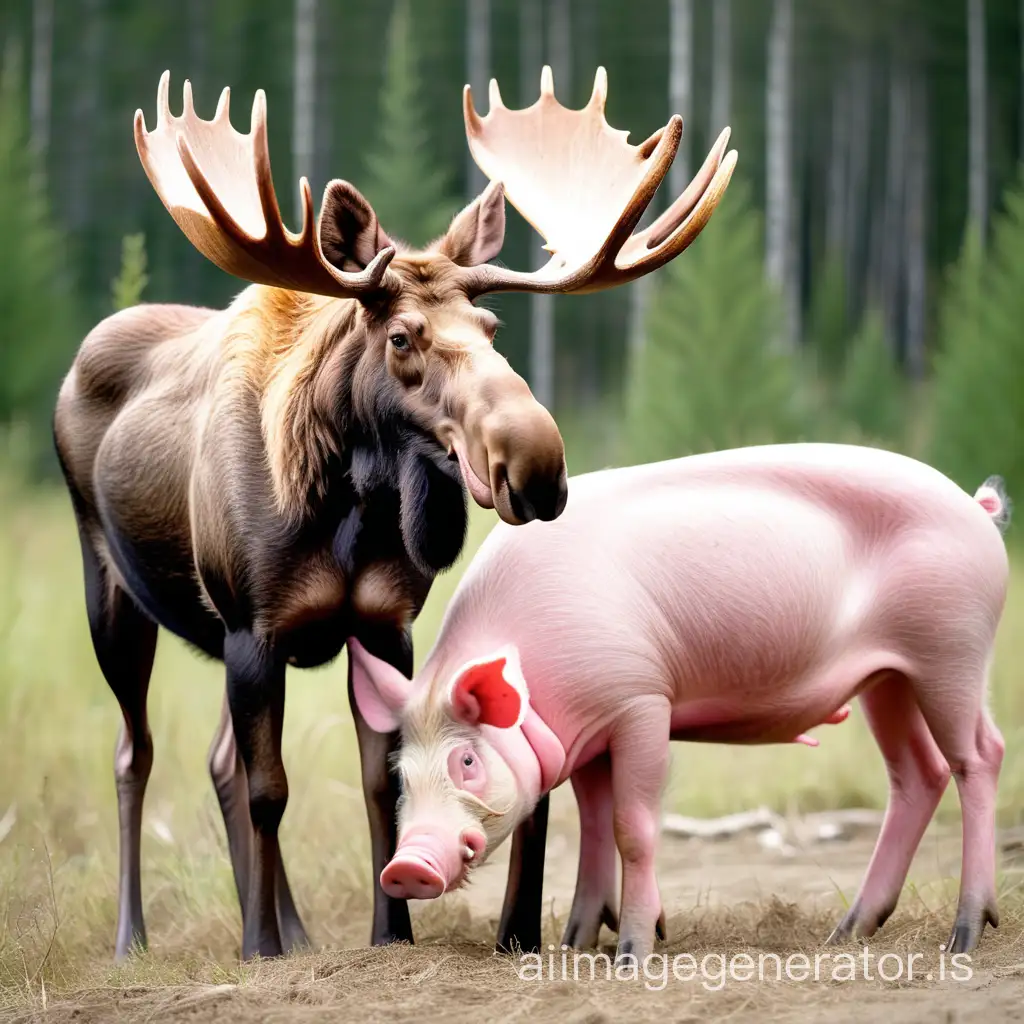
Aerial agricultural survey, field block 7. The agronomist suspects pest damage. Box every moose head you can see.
[134,67,736,538]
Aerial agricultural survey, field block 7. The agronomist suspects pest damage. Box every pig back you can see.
[439,475,853,723]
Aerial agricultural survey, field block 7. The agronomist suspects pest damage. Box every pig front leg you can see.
[563,755,620,949]
[610,697,672,964]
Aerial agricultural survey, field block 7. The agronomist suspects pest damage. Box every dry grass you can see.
[3,466,1024,1021]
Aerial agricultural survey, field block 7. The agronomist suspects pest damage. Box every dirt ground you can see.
[5,788,1024,1023]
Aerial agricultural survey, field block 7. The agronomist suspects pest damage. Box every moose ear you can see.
[348,637,415,733]
[434,180,506,267]
[447,646,529,729]
[319,180,395,273]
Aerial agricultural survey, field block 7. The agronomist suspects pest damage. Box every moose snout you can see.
[487,403,568,525]
[501,461,569,523]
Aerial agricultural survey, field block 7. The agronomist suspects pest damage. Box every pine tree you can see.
[361,0,459,248]
[622,177,803,463]
[836,307,906,446]
[111,233,149,312]
[806,253,848,381]
[0,42,80,439]
[929,208,1023,498]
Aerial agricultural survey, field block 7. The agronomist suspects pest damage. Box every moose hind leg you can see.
[827,674,949,944]
[208,693,309,952]
[79,535,158,961]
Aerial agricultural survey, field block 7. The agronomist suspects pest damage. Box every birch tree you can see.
[967,0,987,240]
[466,0,490,197]
[765,0,798,348]
[29,0,53,191]
[710,0,732,135]
[629,0,695,361]
[668,0,693,192]
[904,64,928,381]
[292,0,317,224]
[521,0,554,410]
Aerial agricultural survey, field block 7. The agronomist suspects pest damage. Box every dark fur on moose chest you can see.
[270,498,433,670]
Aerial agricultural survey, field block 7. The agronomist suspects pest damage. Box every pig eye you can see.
[462,754,474,768]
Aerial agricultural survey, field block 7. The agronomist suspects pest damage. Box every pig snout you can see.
[380,827,487,900]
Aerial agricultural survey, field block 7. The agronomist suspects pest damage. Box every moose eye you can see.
[389,332,410,352]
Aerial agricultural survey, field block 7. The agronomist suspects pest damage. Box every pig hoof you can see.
[656,910,667,942]
[946,903,999,955]
[602,903,620,933]
[563,903,619,950]
[825,901,892,945]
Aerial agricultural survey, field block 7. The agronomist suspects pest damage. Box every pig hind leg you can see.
[563,755,620,950]
[912,669,1004,954]
[827,672,950,944]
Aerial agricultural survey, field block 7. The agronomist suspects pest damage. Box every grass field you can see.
[2,465,1024,1020]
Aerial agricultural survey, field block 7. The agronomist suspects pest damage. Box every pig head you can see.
[349,638,562,899]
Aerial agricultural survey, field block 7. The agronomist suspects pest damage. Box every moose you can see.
[53,66,737,961]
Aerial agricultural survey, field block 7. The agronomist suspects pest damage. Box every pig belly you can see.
[630,487,874,746]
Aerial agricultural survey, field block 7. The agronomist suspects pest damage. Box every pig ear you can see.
[447,646,529,729]
[348,637,415,733]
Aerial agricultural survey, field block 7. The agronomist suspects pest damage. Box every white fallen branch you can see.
[661,807,787,840]
[661,806,885,851]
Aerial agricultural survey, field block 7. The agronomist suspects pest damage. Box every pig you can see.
[349,443,1011,962]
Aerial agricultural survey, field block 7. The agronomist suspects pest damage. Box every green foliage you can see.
[0,44,80,436]
[835,307,906,446]
[111,233,149,311]
[361,0,459,247]
[622,177,803,463]
[929,209,1024,498]
[806,253,848,381]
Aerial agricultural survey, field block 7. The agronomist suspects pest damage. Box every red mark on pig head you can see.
[448,648,529,729]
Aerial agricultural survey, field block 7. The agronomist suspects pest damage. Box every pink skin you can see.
[352,444,1010,962]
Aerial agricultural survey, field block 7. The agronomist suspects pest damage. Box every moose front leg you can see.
[208,693,309,952]
[224,631,290,960]
[347,625,414,946]
[496,793,550,954]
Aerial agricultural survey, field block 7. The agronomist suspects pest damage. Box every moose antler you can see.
[134,71,395,297]
[460,67,737,296]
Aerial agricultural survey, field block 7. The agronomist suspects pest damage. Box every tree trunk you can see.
[967,0,987,240]
[29,0,53,191]
[466,0,490,197]
[67,0,104,232]
[844,53,872,318]
[879,57,910,353]
[825,59,850,257]
[292,0,317,224]
[765,0,797,348]
[520,0,554,410]
[710,0,731,134]
[904,65,928,382]
[668,0,693,191]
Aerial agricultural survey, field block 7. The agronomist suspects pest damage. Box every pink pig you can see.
[350,443,1011,962]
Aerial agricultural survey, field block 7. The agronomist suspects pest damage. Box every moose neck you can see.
[244,285,468,580]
